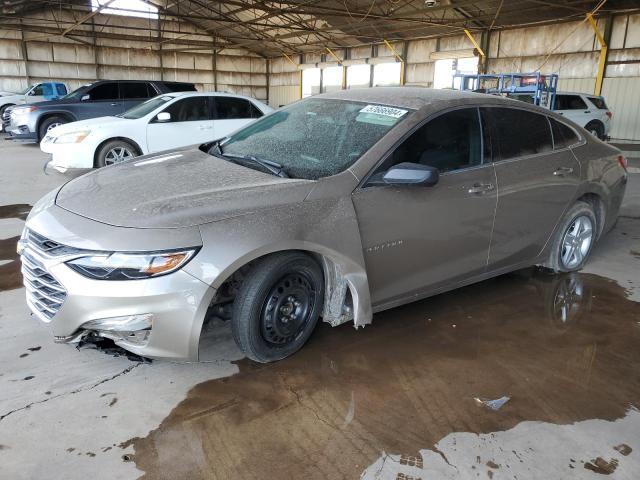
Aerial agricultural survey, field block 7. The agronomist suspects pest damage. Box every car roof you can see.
[316,86,507,110]
[556,91,603,98]
[164,91,261,101]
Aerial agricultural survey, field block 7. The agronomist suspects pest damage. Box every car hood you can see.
[50,116,128,135]
[55,147,315,229]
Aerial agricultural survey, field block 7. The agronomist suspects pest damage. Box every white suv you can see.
[553,92,612,140]
[40,92,272,172]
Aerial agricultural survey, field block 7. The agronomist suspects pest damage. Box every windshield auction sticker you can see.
[359,105,408,118]
[357,105,408,126]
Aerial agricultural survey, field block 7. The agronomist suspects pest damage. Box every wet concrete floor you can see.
[126,270,640,479]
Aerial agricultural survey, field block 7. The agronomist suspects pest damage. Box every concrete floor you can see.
[0,135,639,480]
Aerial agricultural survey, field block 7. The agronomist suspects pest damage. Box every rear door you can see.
[553,94,591,128]
[146,96,214,152]
[75,82,122,119]
[120,82,153,112]
[212,96,263,138]
[482,107,581,270]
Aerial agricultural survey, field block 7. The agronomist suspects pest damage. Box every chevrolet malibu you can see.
[19,88,628,363]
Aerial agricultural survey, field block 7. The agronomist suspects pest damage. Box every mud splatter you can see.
[126,271,640,479]
[0,236,21,291]
[23,376,34,381]
[584,457,618,474]
[109,398,118,407]
[614,443,632,456]
[0,204,31,221]
[27,346,41,352]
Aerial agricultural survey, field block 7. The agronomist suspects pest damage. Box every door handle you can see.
[110,102,119,106]
[553,167,574,176]
[467,183,495,194]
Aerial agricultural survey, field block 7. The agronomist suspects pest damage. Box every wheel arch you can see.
[93,137,143,168]
[576,191,606,239]
[36,111,76,139]
[208,243,371,328]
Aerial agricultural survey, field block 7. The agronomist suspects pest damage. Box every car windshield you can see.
[217,98,409,180]
[119,96,173,119]
[18,86,33,95]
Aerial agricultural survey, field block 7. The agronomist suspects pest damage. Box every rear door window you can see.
[120,82,150,100]
[554,95,587,110]
[215,97,253,119]
[162,82,197,93]
[485,108,553,160]
[550,118,580,149]
[87,83,119,101]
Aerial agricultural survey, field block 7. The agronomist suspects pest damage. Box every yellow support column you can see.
[586,13,607,96]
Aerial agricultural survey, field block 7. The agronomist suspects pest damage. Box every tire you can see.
[38,116,67,140]
[231,252,324,363]
[585,121,604,140]
[0,103,14,116]
[547,201,597,273]
[95,139,138,168]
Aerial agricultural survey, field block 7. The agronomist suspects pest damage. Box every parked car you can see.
[4,80,196,142]
[40,92,272,172]
[0,82,67,131]
[507,91,612,140]
[19,88,627,363]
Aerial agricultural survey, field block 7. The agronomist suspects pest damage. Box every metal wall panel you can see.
[602,77,640,141]
[557,77,596,94]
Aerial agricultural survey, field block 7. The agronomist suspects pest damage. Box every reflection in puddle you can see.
[116,271,640,478]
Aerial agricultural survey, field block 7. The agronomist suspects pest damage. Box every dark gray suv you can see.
[5,80,196,142]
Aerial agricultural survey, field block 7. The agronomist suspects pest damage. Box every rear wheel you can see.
[38,116,67,140]
[231,252,324,363]
[585,121,604,140]
[96,139,138,168]
[547,201,597,272]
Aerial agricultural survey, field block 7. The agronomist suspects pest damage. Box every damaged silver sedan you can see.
[19,88,628,362]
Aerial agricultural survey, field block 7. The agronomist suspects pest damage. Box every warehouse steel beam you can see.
[586,12,611,96]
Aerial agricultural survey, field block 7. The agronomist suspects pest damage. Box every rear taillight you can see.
[606,111,612,119]
[618,155,628,172]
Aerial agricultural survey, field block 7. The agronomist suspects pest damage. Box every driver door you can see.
[147,96,214,152]
[352,107,497,306]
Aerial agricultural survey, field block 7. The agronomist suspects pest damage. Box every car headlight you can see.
[53,130,90,144]
[13,105,37,115]
[66,248,198,280]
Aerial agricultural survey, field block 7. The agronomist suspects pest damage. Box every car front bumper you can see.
[41,138,96,169]
[21,203,214,361]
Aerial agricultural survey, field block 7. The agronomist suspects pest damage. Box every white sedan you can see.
[41,92,272,172]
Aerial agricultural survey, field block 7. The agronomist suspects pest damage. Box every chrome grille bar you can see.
[20,230,68,322]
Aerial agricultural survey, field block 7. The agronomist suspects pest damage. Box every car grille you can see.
[20,229,69,322]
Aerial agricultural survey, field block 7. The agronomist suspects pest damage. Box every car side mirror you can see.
[81,94,90,101]
[382,162,439,186]
[156,112,171,122]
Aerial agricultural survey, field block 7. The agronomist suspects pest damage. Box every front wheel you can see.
[95,139,138,168]
[547,201,597,272]
[38,116,68,140]
[231,252,324,363]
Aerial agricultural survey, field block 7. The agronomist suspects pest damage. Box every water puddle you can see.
[0,236,21,291]
[125,270,640,479]
[0,204,32,221]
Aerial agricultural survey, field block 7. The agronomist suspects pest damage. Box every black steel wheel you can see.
[231,252,324,363]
